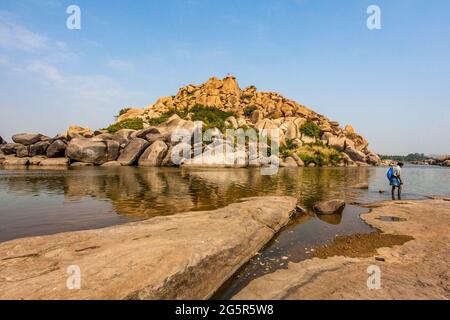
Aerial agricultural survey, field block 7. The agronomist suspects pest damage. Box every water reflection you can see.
[1,165,449,242]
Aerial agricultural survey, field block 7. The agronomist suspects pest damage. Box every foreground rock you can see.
[233,199,450,300]
[313,199,346,215]
[0,196,297,300]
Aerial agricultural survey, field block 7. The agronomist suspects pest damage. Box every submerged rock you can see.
[313,199,346,215]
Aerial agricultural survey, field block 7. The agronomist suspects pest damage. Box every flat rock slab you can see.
[0,196,297,300]
[233,199,450,300]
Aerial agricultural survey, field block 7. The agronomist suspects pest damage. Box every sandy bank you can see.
[233,199,450,300]
[0,196,297,300]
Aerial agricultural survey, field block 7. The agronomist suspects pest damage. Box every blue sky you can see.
[0,0,449,155]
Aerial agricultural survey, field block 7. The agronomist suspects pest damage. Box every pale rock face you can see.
[222,75,241,95]
[327,136,346,152]
[67,126,94,140]
[345,146,367,163]
[117,108,145,123]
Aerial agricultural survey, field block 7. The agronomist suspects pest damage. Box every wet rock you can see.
[70,162,94,167]
[313,199,346,215]
[39,158,69,167]
[3,157,29,166]
[12,133,44,146]
[66,138,120,165]
[101,161,122,167]
[117,138,149,166]
[46,140,67,158]
[351,183,369,190]
[29,141,50,157]
[281,157,298,167]
[29,156,46,166]
[138,141,168,167]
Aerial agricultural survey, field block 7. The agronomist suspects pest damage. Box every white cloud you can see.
[0,19,48,51]
[26,62,63,81]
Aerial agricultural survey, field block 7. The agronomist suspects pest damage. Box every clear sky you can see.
[0,0,449,155]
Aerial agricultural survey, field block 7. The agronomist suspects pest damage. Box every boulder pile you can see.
[1,76,390,168]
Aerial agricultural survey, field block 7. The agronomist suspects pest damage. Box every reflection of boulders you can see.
[316,212,343,225]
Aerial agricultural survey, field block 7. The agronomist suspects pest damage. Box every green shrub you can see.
[300,121,322,139]
[106,118,144,133]
[298,153,316,165]
[244,106,257,117]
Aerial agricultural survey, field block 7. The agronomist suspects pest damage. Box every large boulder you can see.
[138,141,168,167]
[46,140,67,158]
[345,147,367,163]
[16,145,29,158]
[12,133,44,146]
[327,136,346,152]
[313,200,346,215]
[113,129,136,146]
[0,143,22,155]
[117,138,149,166]
[366,152,381,166]
[29,141,50,157]
[66,138,120,165]
[443,160,450,167]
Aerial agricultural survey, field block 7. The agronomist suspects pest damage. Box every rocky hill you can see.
[1,75,399,168]
[116,75,382,167]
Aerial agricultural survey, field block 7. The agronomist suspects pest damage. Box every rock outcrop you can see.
[0,196,297,300]
[1,76,388,169]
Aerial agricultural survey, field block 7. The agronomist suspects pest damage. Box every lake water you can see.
[1,165,449,297]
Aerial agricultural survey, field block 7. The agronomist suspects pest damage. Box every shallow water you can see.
[0,165,449,297]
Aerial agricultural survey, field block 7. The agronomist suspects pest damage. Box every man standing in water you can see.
[390,162,404,200]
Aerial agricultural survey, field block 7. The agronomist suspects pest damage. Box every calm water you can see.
[1,165,449,297]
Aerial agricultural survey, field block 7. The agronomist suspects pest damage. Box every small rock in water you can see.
[379,190,385,194]
[281,256,289,260]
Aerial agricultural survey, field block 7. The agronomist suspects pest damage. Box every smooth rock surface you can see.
[12,133,43,146]
[234,199,450,300]
[0,196,297,300]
